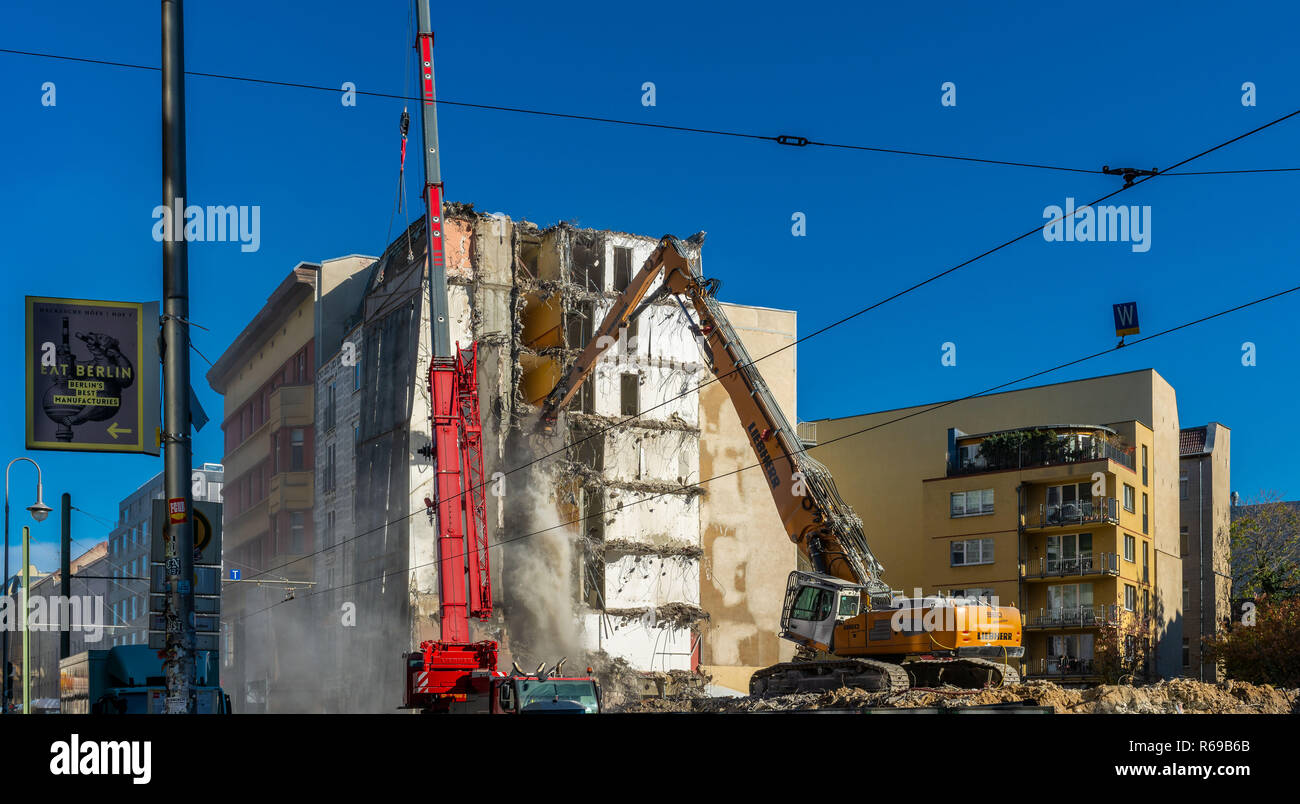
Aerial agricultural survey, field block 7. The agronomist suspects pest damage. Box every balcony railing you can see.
[1026,604,1121,628]
[1022,498,1120,530]
[1028,657,1097,677]
[1022,552,1121,580]
[952,434,1135,475]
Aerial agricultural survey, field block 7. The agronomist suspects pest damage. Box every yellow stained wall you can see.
[699,303,799,688]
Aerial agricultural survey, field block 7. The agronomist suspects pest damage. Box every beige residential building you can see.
[1178,423,1232,681]
[805,369,1185,679]
[207,264,321,713]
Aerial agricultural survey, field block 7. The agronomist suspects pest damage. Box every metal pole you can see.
[60,493,70,659]
[161,0,196,713]
[3,490,8,713]
[21,527,29,714]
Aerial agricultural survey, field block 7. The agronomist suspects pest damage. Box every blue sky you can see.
[2,0,1298,571]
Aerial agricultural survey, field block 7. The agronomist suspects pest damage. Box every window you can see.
[1183,584,1189,610]
[1143,588,1149,618]
[613,246,633,292]
[296,351,306,383]
[1143,541,1149,583]
[950,489,994,518]
[956,443,985,471]
[326,445,336,493]
[1045,482,1092,522]
[291,428,305,471]
[353,357,362,391]
[1141,445,1148,486]
[620,373,639,416]
[1180,473,1188,500]
[951,538,995,567]
[1124,534,1136,562]
[1047,582,1094,611]
[1141,493,1148,534]
[1125,584,1137,612]
[354,423,360,445]
[326,382,337,430]
[290,512,305,553]
[1182,638,1190,668]
[624,317,639,355]
[1123,484,1135,512]
[950,587,997,603]
[1046,533,1093,572]
[325,511,336,549]
[1180,525,1189,556]
[789,586,833,621]
[272,431,279,474]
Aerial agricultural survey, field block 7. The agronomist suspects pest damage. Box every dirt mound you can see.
[616,677,1298,714]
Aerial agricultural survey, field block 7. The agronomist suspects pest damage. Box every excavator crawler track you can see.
[903,658,1020,689]
[750,658,910,697]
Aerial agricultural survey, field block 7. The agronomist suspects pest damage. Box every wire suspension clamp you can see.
[1102,165,1159,186]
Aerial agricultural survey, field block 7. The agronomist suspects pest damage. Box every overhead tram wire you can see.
[1,46,1099,173]
[231,278,1300,622]
[227,103,1300,586]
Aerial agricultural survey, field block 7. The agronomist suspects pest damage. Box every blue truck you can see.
[59,645,231,714]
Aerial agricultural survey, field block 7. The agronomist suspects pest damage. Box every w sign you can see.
[1113,302,1140,337]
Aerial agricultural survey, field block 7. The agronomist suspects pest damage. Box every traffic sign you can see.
[151,499,222,565]
[1113,301,1140,337]
[25,296,160,454]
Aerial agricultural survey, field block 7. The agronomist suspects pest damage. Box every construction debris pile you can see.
[616,678,1300,714]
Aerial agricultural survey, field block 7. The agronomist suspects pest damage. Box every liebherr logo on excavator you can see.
[748,423,781,488]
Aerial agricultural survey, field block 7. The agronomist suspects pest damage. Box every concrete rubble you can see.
[615,677,1300,714]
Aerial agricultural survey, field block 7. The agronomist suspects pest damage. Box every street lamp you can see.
[4,457,48,713]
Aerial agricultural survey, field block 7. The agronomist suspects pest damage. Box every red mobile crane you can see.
[399,1,600,713]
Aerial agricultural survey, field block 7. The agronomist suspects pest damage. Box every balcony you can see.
[1022,552,1121,580]
[1025,604,1121,628]
[1026,657,1098,679]
[269,384,313,433]
[269,470,313,515]
[1021,498,1120,531]
[951,427,1135,476]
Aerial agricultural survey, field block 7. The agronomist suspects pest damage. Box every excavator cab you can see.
[780,571,865,653]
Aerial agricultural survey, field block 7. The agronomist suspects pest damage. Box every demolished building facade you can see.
[301,205,797,711]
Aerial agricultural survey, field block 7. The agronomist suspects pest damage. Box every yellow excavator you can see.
[540,235,1022,694]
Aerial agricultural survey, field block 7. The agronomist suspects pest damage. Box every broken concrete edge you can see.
[593,537,705,560]
[602,603,711,629]
[569,410,701,435]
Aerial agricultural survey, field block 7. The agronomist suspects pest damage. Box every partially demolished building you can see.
[303,205,797,711]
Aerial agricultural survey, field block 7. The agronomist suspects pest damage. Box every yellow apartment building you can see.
[805,369,1184,681]
[926,421,1157,681]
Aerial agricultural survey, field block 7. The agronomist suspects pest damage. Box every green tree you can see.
[1203,596,1300,687]
[1230,494,1300,600]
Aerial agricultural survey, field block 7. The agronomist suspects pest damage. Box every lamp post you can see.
[4,458,52,713]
